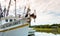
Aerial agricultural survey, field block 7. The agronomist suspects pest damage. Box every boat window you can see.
[14,19,16,21]
[5,19,8,22]
[10,19,12,22]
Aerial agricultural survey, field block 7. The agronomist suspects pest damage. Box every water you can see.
[35,32,60,36]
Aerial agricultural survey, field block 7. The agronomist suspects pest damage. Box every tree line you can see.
[30,24,60,28]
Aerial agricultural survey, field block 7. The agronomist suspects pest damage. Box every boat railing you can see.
[0,19,28,29]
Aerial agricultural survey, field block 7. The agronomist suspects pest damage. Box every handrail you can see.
[0,24,29,32]
[0,19,27,29]
[0,20,20,29]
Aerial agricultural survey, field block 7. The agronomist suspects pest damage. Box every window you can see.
[5,19,8,22]
[10,19,12,22]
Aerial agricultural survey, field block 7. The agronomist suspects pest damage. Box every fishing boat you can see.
[0,0,36,36]
[0,16,29,36]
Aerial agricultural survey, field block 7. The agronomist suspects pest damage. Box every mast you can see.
[0,3,2,20]
[25,0,36,26]
[6,0,11,16]
[3,6,6,17]
[0,3,2,16]
[14,0,16,17]
[26,0,31,26]
[33,10,36,22]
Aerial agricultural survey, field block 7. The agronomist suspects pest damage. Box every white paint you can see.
[0,26,29,36]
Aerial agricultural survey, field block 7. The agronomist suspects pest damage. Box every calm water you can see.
[35,32,60,36]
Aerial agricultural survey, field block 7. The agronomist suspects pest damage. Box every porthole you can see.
[10,19,12,22]
[5,19,8,22]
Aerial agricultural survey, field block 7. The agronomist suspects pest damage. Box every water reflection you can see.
[35,32,60,36]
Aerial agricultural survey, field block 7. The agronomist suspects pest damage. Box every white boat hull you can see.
[0,24,29,36]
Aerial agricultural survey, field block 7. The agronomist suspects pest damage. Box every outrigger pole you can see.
[6,0,11,16]
[14,0,16,17]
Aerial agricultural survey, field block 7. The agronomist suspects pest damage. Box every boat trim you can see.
[0,24,29,32]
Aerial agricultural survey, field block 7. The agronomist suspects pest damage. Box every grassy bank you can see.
[30,24,60,34]
[33,28,60,34]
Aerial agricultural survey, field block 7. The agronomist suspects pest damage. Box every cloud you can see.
[0,0,60,25]
[30,0,60,25]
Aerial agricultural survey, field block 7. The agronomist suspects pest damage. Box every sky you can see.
[0,0,60,25]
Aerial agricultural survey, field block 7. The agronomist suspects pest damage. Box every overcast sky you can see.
[0,0,60,25]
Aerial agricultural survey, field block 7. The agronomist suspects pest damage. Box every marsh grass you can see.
[33,28,60,34]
